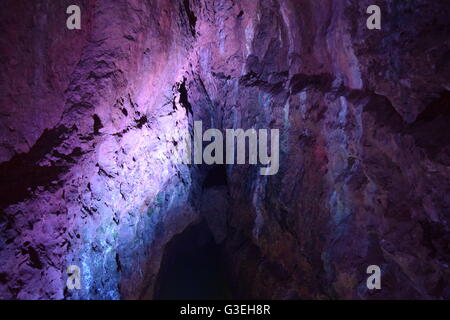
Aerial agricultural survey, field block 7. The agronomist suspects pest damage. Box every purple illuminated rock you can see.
[0,0,449,300]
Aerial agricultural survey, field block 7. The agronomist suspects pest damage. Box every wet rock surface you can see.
[0,0,449,299]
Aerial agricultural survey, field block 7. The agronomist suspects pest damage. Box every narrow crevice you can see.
[182,0,197,37]
[178,78,194,116]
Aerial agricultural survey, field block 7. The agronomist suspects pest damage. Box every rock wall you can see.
[0,0,449,299]
[0,0,201,299]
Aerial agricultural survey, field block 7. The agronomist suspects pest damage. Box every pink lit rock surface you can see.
[0,0,449,299]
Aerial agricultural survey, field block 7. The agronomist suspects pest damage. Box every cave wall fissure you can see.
[0,0,449,299]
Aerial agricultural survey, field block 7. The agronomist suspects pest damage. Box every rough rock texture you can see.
[0,0,449,299]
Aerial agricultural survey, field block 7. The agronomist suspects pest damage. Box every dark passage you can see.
[154,222,232,300]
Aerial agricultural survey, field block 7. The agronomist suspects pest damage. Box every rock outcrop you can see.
[0,0,449,299]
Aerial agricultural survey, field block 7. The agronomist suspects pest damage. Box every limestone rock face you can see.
[0,0,449,299]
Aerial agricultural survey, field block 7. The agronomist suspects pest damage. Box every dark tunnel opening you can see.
[202,164,228,189]
[154,222,233,300]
